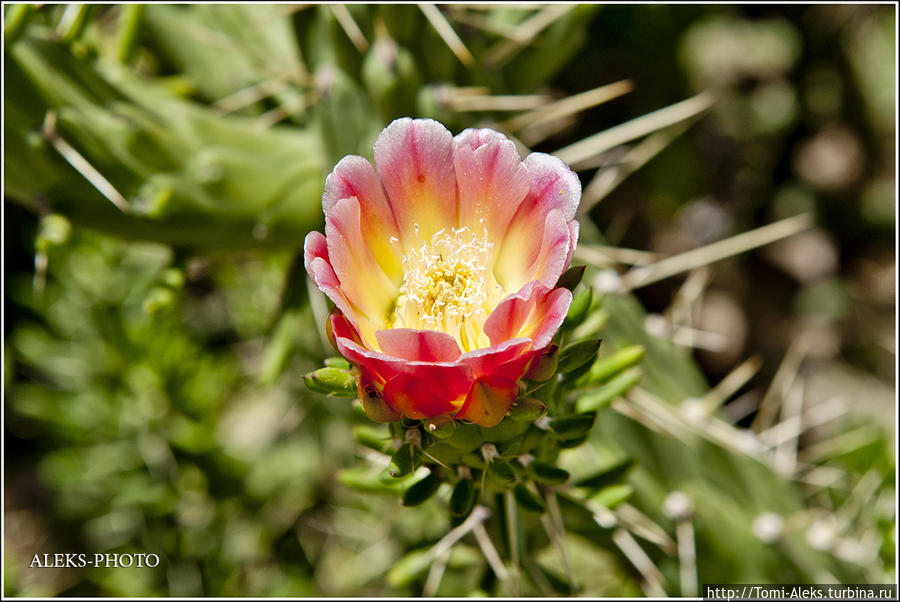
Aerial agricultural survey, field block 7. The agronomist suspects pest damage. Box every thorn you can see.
[555,91,715,169]
[506,79,634,144]
[612,528,667,596]
[700,356,763,414]
[329,4,369,53]
[751,336,810,432]
[620,213,815,293]
[472,520,509,581]
[41,111,130,213]
[418,3,474,66]
[484,4,574,65]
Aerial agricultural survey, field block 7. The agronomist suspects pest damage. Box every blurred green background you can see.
[3,4,895,597]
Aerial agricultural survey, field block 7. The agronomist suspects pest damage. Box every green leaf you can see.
[116,5,145,64]
[389,443,414,478]
[576,458,634,490]
[513,483,546,513]
[591,484,633,509]
[527,461,570,486]
[548,412,596,440]
[576,367,643,413]
[579,345,645,386]
[486,457,517,487]
[450,478,477,518]
[402,470,442,507]
[508,398,547,422]
[425,420,456,440]
[445,422,486,453]
[562,287,593,329]
[337,468,404,495]
[353,426,392,454]
[557,338,602,374]
[4,3,33,46]
[556,265,586,291]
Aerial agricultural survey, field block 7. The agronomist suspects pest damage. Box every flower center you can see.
[391,225,502,352]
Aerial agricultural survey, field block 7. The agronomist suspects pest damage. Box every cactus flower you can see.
[305,118,580,427]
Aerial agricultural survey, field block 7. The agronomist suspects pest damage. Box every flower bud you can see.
[324,356,351,369]
[304,366,358,397]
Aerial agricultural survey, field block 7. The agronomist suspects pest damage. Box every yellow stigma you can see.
[391,224,503,352]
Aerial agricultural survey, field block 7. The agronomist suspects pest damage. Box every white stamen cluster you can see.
[391,224,501,351]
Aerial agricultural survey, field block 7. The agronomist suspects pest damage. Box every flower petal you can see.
[484,281,573,349]
[325,196,399,335]
[333,315,473,414]
[358,377,401,423]
[304,231,359,324]
[493,152,581,290]
[522,152,582,222]
[374,118,458,241]
[455,374,518,427]
[382,373,463,420]
[324,155,404,282]
[564,220,580,275]
[460,337,532,380]
[453,128,530,239]
[375,328,462,362]
[495,208,573,292]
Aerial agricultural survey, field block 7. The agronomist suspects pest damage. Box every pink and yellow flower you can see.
[304,118,580,427]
